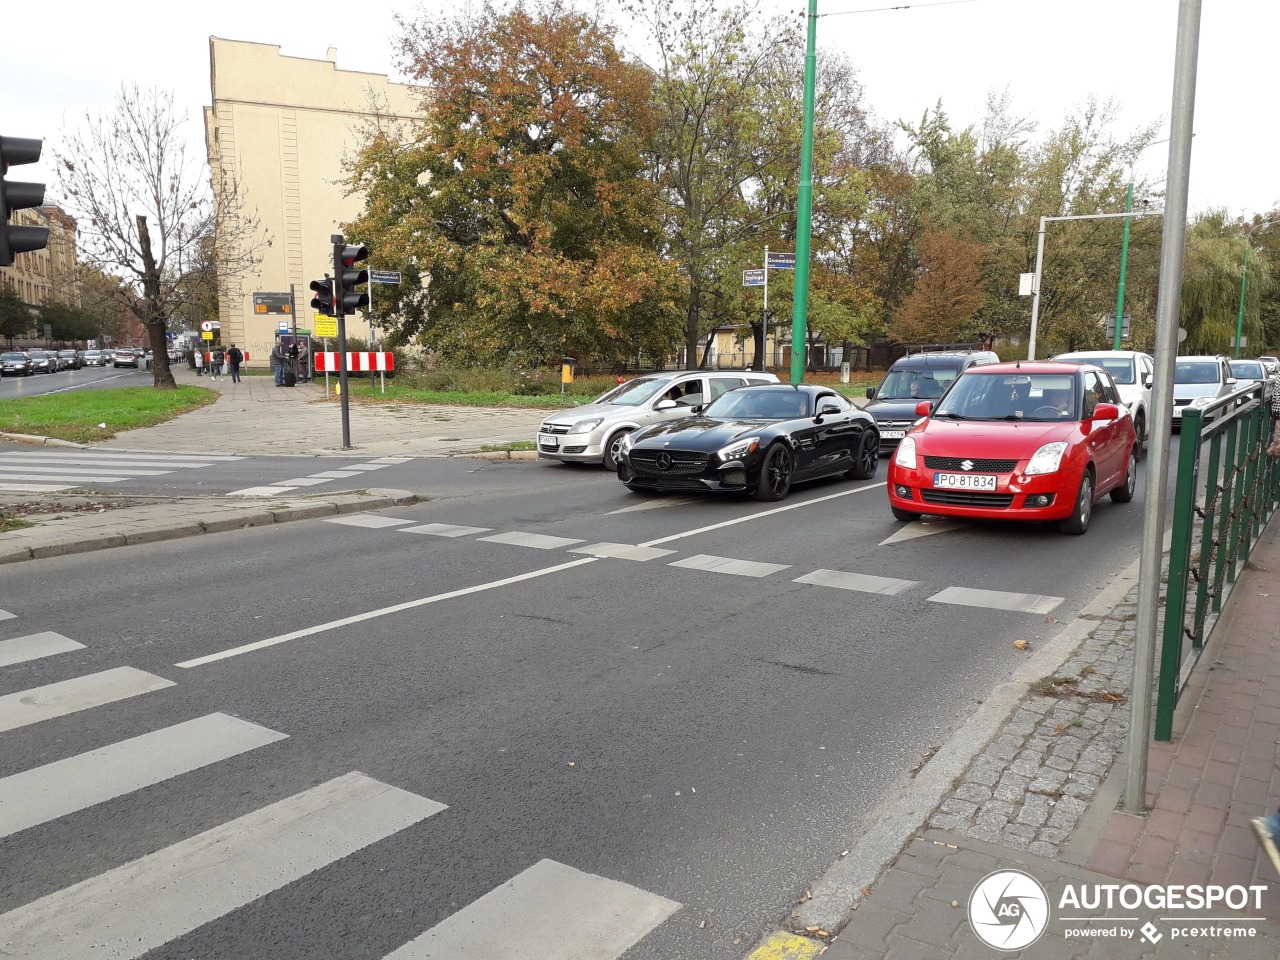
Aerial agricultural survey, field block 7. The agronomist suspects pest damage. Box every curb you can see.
[774,553,1144,943]
[0,488,416,565]
[0,431,88,449]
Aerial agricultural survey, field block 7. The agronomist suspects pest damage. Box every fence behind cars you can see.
[1157,384,1280,740]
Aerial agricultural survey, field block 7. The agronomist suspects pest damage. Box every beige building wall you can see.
[204,37,419,364]
[0,206,78,310]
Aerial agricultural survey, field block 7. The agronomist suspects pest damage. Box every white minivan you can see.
[1052,350,1155,447]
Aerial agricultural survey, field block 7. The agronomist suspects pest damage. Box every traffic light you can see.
[334,243,369,314]
[0,136,50,268]
[309,275,334,316]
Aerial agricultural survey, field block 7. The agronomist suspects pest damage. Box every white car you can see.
[1051,349,1155,447]
[1171,355,1237,428]
[1229,358,1267,392]
[537,370,779,468]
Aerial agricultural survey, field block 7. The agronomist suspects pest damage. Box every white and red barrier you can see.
[313,351,394,372]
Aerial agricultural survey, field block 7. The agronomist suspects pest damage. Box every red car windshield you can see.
[933,372,1080,422]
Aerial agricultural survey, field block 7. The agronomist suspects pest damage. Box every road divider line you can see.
[383,858,679,959]
[0,772,445,960]
[0,713,288,838]
[175,557,599,668]
[794,568,917,596]
[928,585,1064,615]
[639,482,886,547]
[669,554,791,578]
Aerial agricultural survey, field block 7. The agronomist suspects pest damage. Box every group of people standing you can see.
[193,344,244,383]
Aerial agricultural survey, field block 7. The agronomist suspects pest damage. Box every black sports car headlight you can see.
[717,436,760,461]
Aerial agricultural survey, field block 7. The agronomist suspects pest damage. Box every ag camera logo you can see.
[969,869,1050,950]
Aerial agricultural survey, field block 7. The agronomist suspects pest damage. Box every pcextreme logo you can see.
[968,869,1050,950]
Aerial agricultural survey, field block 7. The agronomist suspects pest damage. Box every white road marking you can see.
[0,465,173,477]
[606,496,702,515]
[274,477,331,486]
[0,483,74,493]
[0,451,240,463]
[640,482,887,547]
[478,531,585,550]
[0,609,14,622]
[0,632,85,668]
[929,585,1064,615]
[794,569,917,596]
[370,456,414,463]
[0,667,175,733]
[383,858,680,960]
[175,557,599,668]
[0,472,124,483]
[229,485,298,496]
[669,554,791,578]
[0,772,446,960]
[0,713,288,838]
[339,463,390,471]
[308,470,364,479]
[400,522,493,538]
[322,515,415,529]
[879,517,971,545]
[569,542,678,562]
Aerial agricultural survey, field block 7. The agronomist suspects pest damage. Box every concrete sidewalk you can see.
[774,522,1280,959]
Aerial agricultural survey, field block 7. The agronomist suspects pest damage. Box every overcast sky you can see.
[4,0,1274,220]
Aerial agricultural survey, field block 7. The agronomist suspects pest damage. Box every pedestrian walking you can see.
[227,343,243,383]
[212,346,226,380]
[194,349,205,377]
[271,341,286,387]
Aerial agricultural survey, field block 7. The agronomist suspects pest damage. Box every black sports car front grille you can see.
[923,456,1019,472]
[628,450,710,477]
[921,490,1016,508]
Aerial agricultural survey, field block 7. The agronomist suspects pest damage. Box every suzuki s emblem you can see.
[961,459,975,471]
[655,453,672,470]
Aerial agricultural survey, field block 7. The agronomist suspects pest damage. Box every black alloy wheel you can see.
[1133,410,1147,449]
[1110,447,1138,503]
[846,429,879,480]
[755,443,794,501]
[1059,468,1094,535]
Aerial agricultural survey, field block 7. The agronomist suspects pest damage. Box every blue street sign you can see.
[743,268,766,287]
[370,270,402,285]
[766,252,796,270]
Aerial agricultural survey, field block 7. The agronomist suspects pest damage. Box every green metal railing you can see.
[1156,385,1280,740]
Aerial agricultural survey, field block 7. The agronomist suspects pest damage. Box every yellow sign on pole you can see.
[201,331,213,340]
[561,363,574,384]
[314,317,338,338]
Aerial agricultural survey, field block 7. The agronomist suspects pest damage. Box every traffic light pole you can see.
[332,234,352,450]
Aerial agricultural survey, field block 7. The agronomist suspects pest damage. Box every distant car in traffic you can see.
[0,352,33,377]
[616,383,879,501]
[863,350,1000,455]
[56,349,82,370]
[1051,349,1154,448]
[538,370,779,469]
[82,350,107,367]
[1228,359,1266,392]
[113,349,139,368]
[1172,355,1237,428]
[27,350,58,374]
[886,361,1138,535]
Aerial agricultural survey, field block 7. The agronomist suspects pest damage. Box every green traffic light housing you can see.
[309,276,334,316]
[335,244,370,313]
[0,135,50,268]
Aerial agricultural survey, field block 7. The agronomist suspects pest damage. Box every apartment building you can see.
[0,205,78,309]
[204,37,420,362]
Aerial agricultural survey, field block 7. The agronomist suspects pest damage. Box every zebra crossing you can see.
[321,513,1068,614]
[0,450,244,493]
[230,455,411,496]
[0,615,682,960]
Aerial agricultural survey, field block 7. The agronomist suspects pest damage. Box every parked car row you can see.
[0,347,151,376]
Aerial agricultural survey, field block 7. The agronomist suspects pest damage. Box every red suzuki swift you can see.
[886,361,1138,535]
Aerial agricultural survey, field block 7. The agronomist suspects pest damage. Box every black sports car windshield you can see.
[704,388,811,420]
[934,373,1080,422]
[593,377,667,406]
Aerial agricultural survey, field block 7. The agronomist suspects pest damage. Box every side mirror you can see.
[915,400,933,417]
[655,398,677,410]
[1142,375,1153,388]
[817,402,840,419]
[865,387,877,399]
[1090,402,1121,421]
[691,403,705,415]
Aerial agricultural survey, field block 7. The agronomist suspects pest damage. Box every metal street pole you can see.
[763,245,769,371]
[1235,245,1250,359]
[1113,182,1134,350]
[1126,0,1201,815]
[332,233,352,450]
[789,0,818,385]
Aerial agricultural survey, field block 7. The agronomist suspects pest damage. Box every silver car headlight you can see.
[717,436,760,461]
[568,418,604,434]
[893,436,917,469]
[1024,441,1068,476]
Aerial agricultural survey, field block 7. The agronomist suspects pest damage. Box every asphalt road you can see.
[0,453,1162,959]
[0,363,153,396]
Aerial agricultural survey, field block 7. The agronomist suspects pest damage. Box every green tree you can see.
[1180,211,1272,354]
[0,286,33,346]
[347,0,681,366]
[890,228,988,344]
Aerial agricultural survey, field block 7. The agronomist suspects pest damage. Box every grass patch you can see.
[0,386,218,442]
[478,440,537,452]
[0,514,33,532]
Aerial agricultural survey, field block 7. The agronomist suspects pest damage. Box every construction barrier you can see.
[313,352,394,372]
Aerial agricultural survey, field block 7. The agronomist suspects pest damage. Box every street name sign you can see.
[370,270,402,285]
[743,269,766,287]
[766,252,796,270]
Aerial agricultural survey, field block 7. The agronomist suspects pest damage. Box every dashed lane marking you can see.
[929,584,1064,615]
[794,568,917,596]
[669,554,791,578]
[0,632,85,668]
[400,522,493,538]
[322,515,416,529]
[0,667,175,734]
[478,531,585,550]
[568,542,678,561]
